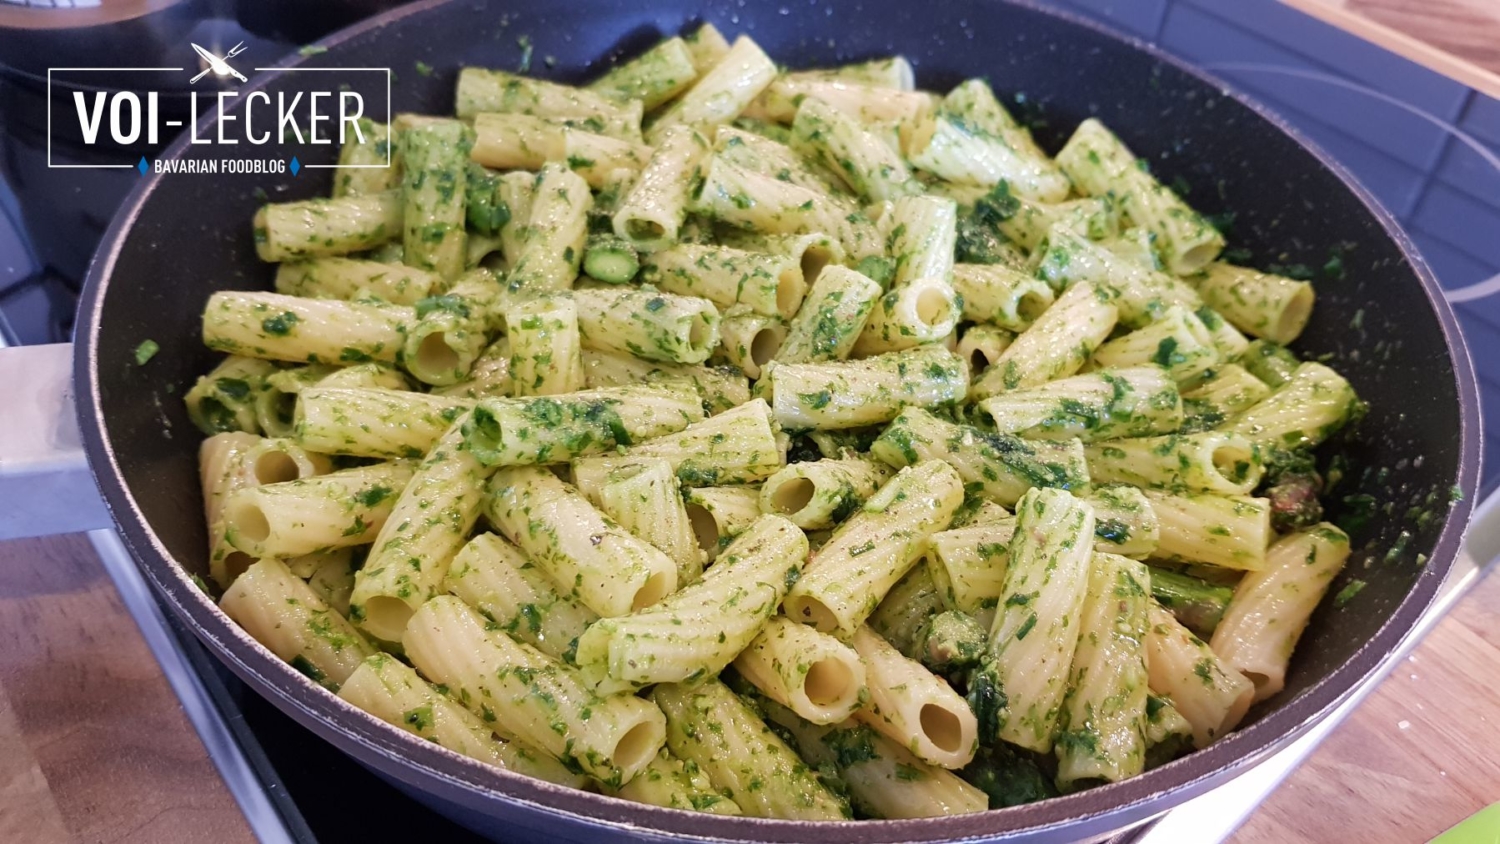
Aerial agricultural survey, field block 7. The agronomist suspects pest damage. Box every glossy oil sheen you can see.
[74,0,1480,841]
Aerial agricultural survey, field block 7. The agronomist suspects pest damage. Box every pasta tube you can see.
[653,679,848,820]
[762,703,987,819]
[683,23,731,72]
[455,68,642,140]
[1180,363,1271,432]
[469,113,648,186]
[504,295,585,396]
[854,195,960,355]
[572,286,721,364]
[1210,524,1351,701]
[647,35,777,143]
[350,414,493,643]
[718,307,786,379]
[294,387,471,459]
[926,519,1016,621]
[497,170,536,269]
[1196,305,1252,359]
[612,126,710,251]
[758,346,968,431]
[399,305,486,387]
[693,156,880,259]
[784,460,964,638]
[587,36,699,110]
[401,120,472,279]
[220,558,375,691]
[851,625,979,769]
[1145,694,1194,767]
[185,355,277,435]
[253,190,402,262]
[978,366,1183,443]
[642,242,807,320]
[1238,339,1301,388]
[1056,118,1225,275]
[1144,490,1271,571]
[434,337,513,400]
[203,291,410,366]
[1144,604,1252,747]
[220,461,417,559]
[782,56,914,89]
[871,407,1090,507]
[274,257,436,306]
[1220,362,1361,452]
[1033,225,1202,329]
[683,485,763,561]
[201,433,329,587]
[970,281,1119,398]
[443,532,598,662]
[463,383,703,467]
[775,264,882,363]
[1084,432,1264,495]
[952,263,1055,332]
[982,488,1095,753]
[338,654,586,788]
[790,95,919,202]
[1086,485,1160,559]
[1090,305,1220,383]
[581,348,750,415]
[608,749,743,815]
[199,431,264,585]
[975,193,1118,252]
[571,398,781,488]
[484,466,678,617]
[755,78,932,129]
[867,563,946,660]
[759,457,893,530]
[1055,554,1150,790]
[596,458,704,587]
[506,164,592,292]
[907,79,1070,202]
[574,514,806,691]
[333,118,399,198]
[404,596,665,787]
[734,617,866,725]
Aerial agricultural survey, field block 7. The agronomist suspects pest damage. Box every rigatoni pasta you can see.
[221,557,376,691]
[734,617,867,725]
[574,514,805,691]
[1210,524,1351,701]
[484,466,678,617]
[783,460,964,638]
[404,596,665,787]
[189,27,1374,816]
[978,488,1095,754]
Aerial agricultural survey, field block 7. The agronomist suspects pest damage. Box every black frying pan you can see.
[73,0,1482,840]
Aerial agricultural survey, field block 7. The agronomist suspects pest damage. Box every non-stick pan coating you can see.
[74,0,1480,840]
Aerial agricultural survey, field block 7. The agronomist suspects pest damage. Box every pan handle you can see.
[0,343,113,539]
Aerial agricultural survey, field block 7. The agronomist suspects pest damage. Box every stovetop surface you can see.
[3,1,1497,842]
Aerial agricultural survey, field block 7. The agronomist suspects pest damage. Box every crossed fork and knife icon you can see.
[190,41,249,84]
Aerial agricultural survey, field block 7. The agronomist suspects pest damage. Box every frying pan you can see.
[65,0,1480,840]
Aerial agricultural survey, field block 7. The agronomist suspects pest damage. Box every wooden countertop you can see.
[2,5,1498,844]
[0,534,254,844]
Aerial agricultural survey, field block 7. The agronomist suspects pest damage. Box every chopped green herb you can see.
[133,339,160,365]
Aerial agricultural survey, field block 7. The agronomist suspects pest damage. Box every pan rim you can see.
[73,0,1483,840]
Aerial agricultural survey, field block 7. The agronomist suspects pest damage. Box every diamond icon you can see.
[137,157,149,175]
[289,157,301,176]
